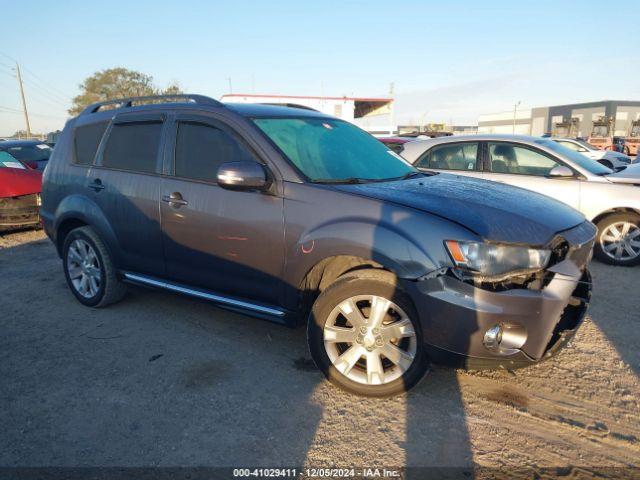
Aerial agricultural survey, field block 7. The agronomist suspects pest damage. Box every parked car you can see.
[377,136,412,154]
[551,137,632,169]
[401,134,640,266]
[42,95,595,396]
[0,158,42,231]
[0,140,53,171]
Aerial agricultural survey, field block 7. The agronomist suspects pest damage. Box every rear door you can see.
[482,141,581,210]
[159,113,285,306]
[89,112,166,276]
[413,141,483,179]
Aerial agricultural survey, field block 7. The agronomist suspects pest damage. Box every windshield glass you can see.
[253,117,416,182]
[7,144,51,162]
[591,126,609,137]
[0,150,26,169]
[535,139,612,175]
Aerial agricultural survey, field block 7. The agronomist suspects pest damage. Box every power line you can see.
[0,50,73,103]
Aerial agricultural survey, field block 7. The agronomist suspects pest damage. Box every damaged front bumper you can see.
[0,194,41,232]
[404,221,595,369]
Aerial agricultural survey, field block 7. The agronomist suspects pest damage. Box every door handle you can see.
[88,178,105,191]
[162,192,188,207]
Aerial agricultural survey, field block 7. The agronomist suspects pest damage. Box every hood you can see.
[605,162,640,184]
[333,174,585,246]
[0,167,42,198]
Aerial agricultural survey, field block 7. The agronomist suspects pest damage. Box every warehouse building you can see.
[478,100,640,137]
[221,93,394,134]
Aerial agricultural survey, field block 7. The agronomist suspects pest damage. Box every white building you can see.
[221,93,394,134]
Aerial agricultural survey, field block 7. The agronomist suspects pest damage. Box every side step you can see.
[122,272,287,321]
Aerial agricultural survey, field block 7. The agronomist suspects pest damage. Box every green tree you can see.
[69,68,183,116]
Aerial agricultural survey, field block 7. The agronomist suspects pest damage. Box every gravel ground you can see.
[1,229,639,477]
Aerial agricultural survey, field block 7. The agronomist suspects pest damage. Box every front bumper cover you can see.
[404,221,595,369]
[0,194,40,231]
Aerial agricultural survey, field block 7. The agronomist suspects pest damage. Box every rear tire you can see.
[307,269,428,397]
[594,213,640,266]
[62,226,127,307]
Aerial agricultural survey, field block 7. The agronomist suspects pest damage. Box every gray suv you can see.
[42,95,595,396]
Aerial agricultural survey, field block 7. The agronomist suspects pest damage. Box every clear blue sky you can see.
[1,0,639,135]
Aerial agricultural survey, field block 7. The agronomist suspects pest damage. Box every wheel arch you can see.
[297,255,404,323]
[53,194,121,266]
[591,207,640,226]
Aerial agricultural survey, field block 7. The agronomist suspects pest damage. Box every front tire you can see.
[307,270,428,397]
[62,226,127,307]
[594,213,640,266]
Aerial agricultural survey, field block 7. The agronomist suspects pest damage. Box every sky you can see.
[1,0,639,136]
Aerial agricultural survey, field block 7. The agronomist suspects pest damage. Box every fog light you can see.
[483,323,527,355]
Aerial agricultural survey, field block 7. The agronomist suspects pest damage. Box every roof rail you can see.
[79,94,223,116]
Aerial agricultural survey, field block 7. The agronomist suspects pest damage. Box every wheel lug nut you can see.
[360,326,367,334]
[372,328,379,334]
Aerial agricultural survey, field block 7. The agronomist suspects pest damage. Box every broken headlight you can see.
[445,240,551,279]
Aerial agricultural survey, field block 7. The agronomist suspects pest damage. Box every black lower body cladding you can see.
[404,221,596,368]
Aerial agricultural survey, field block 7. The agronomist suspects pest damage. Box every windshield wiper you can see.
[398,171,425,180]
[310,177,371,184]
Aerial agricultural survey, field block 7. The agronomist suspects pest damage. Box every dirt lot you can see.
[1,229,639,476]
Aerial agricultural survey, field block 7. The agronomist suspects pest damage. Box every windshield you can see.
[591,126,609,137]
[535,139,612,175]
[0,150,26,169]
[6,144,51,162]
[253,117,416,182]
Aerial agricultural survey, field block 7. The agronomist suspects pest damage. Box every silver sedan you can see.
[401,134,640,266]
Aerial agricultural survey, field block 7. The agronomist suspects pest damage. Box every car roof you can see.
[400,134,555,162]
[0,140,46,148]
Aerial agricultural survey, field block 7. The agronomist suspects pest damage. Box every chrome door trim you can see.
[123,272,285,317]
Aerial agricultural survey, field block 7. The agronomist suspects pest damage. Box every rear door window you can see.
[416,142,479,171]
[101,122,163,173]
[488,143,561,176]
[174,122,256,182]
[74,121,109,165]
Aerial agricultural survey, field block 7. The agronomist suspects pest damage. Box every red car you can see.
[0,155,43,232]
[377,136,412,154]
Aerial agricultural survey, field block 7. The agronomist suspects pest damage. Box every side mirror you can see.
[548,165,574,178]
[217,161,269,190]
[25,161,39,170]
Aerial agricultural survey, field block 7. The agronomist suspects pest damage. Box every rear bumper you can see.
[0,194,40,231]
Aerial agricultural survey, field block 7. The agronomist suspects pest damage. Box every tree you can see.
[69,68,183,116]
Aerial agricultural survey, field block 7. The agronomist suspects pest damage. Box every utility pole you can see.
[226,77,233,94]
[15,63,32,138]
[512,100,521,135]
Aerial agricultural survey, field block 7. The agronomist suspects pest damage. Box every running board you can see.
[122,272,286,318]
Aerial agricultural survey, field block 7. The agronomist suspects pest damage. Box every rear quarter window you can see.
[74,121,109,165]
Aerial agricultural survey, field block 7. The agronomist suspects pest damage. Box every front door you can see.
[160,115,285,306]
[482,142,581,210]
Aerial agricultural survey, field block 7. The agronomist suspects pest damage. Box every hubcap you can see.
[600,221,640,261]
[323,295,417,386]
[67,239,101,298]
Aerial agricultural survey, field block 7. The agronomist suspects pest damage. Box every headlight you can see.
[445,240,551,278]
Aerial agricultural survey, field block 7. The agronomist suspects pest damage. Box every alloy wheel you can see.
[323,295,417,385]
[600,221,640,261]
[67,239,102,298]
